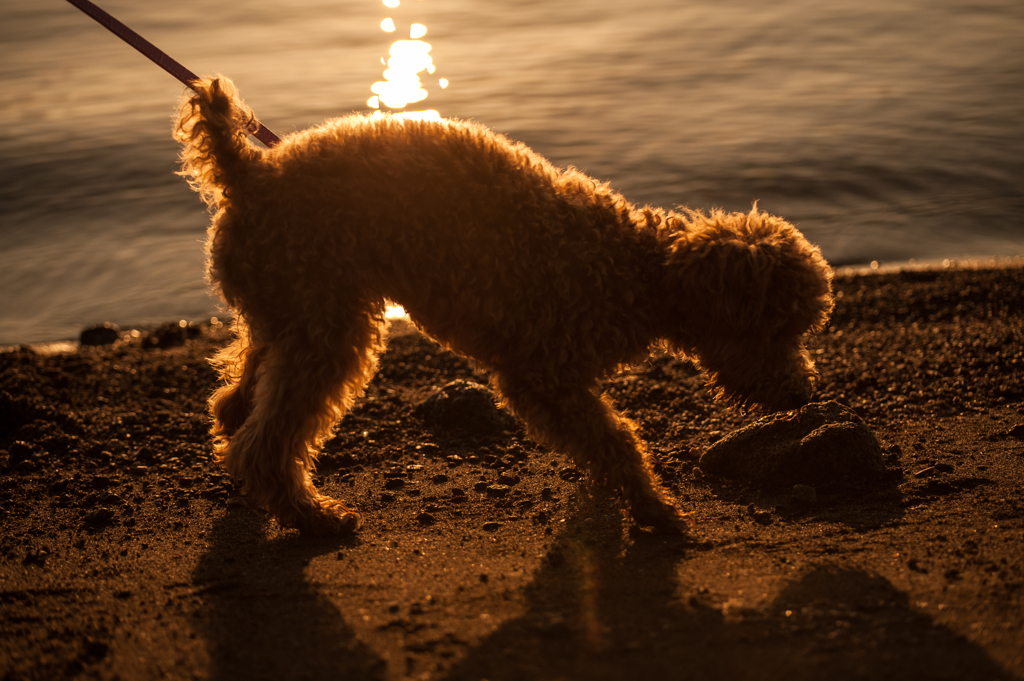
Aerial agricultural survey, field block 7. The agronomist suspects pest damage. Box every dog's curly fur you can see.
[175,76,834,534]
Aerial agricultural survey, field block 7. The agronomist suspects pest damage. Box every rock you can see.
[485,484,511,497]
[791,484,817,504]
[415,512,436,526]
[1007,424,1024,440]
[142,321,200,350]
[83,508,115,527]
[559,467,582,482]
[6,440,36,468]
[80,323,120,346]
[698,401,886,489]
[415,380,514,433]
[482,522,502,532]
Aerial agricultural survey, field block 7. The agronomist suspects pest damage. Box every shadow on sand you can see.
[190,494,1012,681]
[191,508,385,680]
[440,494,1012,681]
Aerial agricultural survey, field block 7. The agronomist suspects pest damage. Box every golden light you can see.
[371,39,434,108]
[367,2,446,129]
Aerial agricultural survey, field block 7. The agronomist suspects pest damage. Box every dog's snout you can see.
[770,389,811,413]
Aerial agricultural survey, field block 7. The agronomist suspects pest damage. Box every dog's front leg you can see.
[494,375,688,531]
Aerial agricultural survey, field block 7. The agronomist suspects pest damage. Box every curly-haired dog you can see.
[175,76,833,535]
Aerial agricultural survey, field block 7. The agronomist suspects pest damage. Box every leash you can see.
[63,0,281,148]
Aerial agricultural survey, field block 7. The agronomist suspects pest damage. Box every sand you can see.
[2,263,1023,680]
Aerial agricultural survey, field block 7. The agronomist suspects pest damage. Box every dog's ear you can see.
[663,207,833,340]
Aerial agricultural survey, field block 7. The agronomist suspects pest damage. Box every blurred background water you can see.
[1,0,1022,344]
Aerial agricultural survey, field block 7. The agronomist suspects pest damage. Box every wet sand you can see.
[2,264,1023,680]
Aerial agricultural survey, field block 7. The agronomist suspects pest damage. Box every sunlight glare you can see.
[368,2,446,121]
[386,304,407,319]
[371,40,434,108]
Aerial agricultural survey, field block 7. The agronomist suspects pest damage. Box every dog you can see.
[175,76,834,535]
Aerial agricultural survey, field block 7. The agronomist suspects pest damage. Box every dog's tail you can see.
[174,76,265,209]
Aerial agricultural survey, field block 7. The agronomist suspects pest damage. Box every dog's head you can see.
[657,206,834,411]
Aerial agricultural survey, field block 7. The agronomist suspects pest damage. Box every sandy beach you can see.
[2,263,1023,680]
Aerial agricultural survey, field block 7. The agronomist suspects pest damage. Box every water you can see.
[2,0,1022,344]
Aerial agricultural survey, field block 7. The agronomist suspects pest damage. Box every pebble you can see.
[482,522,502,532]
[83,508,115,527]
[79,323,120,346]
[791,484,817,504]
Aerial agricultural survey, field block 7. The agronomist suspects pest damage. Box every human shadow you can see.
[440,493,1014,681]
[191,508,385,681]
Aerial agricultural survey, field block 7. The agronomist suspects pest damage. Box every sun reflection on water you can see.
[368,0,448,122]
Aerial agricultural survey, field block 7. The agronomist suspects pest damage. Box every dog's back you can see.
[178,79,669,375]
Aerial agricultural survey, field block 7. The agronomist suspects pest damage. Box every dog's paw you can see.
[306,497,363,535]
[278,495,362,535]
[630,499,694,534]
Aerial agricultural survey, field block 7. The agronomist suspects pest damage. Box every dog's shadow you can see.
[191,496,1012,681]
[191,508,386,681]
[438,493,1013,681]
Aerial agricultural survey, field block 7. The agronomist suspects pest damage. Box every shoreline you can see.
[2,263,1023,680]
[4,256,1022,353]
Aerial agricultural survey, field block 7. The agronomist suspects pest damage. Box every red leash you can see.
[64,0,281,148]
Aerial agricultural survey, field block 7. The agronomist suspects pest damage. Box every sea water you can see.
[1,0,1022,344]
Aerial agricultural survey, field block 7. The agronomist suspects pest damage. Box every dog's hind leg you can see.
[219,315,384,534]
[494,375,687,531]
[209,318,263,443]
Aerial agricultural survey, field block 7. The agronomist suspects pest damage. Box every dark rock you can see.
[83,508,115,527]
[415,380,514,433]
[1007,424,1024,440]
[143,321,200,350]
[482,522,502,532]
[698,401,886,489]
[559,467,582,482]
[80,322,120,346]
[415,512,436,525]
[791,484,817,504]
[485,484,511,497]
[7,440,37,467]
